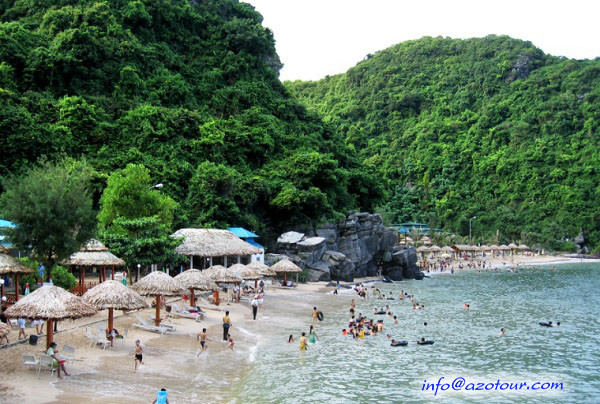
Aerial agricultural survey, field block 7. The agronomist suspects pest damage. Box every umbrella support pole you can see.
[155,295,161,326]
[108,308,114,346]
[14,274,19,301]
[284,272,287,285]
[46,319,54,350]
[190,289,195,307]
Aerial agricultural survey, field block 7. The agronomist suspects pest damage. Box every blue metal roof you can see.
[246,239,264,250]
[0,219,16,228]
[227,227,259,239]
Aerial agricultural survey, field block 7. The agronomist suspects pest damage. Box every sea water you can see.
[231,263,600,404]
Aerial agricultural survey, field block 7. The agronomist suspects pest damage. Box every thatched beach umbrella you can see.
[271,259,302,284]
[229,263,261,281]
[416,246,429,252]
[204,265,243,284]
[174,269,216,307]
[132,271,185,327]
[5,285,97,349]
[0,253,34,301]
[246,261,276,278]
[83,280,147,345]
[429,245,442,252]
[441,246,454,252]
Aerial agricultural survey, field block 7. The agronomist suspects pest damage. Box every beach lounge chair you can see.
[37,354,56,376]
[170,304,200,320]
[85,327,110,349]
[133,316,168,335]
[23,354,39,370]
[183,304,207,320]
[9,319,18,329]
[145,315,176,331]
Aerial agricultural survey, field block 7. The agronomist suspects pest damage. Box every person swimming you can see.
[417,337,434,345]
[391,339,408,347]
[498,327,506,336]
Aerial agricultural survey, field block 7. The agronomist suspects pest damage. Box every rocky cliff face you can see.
[267,212,421,282]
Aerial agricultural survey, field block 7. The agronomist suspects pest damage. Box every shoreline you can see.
[0,255,597,402]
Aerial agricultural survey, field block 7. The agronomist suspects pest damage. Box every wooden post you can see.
[111,266,115,280]
[14,274,19,301]
[108,308,114,346]
[82,267,86,292]
[155,295,161,326]
[46,319,54,350]
[190,288,195,306]
[0,281,4,300]
[284,272,287,284]
[190,256,193,269]
[224,256,228,267]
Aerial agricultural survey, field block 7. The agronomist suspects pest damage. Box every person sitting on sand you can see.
[498,327,506,337]
[47,342,70,378]
[152,388,169,404]
[299,332,308,350]
[134,339,144,371]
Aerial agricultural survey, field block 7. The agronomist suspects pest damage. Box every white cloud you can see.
[247,0,600,81]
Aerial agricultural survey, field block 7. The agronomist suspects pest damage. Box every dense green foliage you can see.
[51,265,77,290]
[287,36,600,250]
[0,0,379,242]
[0,159,96,275]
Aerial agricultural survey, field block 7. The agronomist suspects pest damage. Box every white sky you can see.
[247,0,600,82]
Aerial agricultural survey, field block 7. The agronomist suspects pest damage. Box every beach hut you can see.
[270,259,303,284]
[517,244,530,255]
[5,285,96,349]
[0,252,34,302]
[489,245,499,257]
[508,243,518,256]
[428,245,441,257]
[174,269,216,307]
[83,280,147,346]
[498,245,510,256]
[204,265,243,305]
[132,271,185,327]
[62,239,125,295]
[172,229,261,269]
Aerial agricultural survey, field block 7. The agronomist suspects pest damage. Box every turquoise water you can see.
[233,263,600,403]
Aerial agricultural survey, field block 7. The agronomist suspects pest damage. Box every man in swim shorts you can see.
[134,339,143,371]
[197,328,208,355]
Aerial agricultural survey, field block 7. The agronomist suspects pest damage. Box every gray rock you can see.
[277,231,305,245]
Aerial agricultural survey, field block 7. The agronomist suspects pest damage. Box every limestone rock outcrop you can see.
[267,212,421,282]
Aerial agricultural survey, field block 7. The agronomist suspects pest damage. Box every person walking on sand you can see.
[17,317,27,340]
[152,388,169,404]
[251,295,259,320]
[134,339,144,371]
[223,311,232,341]
[197,328,208,355]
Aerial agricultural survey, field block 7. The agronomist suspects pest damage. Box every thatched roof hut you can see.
[172,229,260,258]
[271,259,302,274]
[5,285,97,349]
[441,246,454,252]
[62,239,125,267]
[246,261,276,277]
[428,245,442,252]
[229,263,261,281]
[517,244,530,250]
[416,246,430,252]
[0,253,34,275]
[499,245,510,250]
[83,280,147,311]
[203,265,242,284]
[508,243,518,249]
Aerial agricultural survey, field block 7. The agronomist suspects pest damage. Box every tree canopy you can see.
[0,0,379,240]
[287,36,600,250]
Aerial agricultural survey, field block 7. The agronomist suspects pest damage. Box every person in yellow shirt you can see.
[358,329,365,339]
[223,311,232,341]
[299,332,308,350]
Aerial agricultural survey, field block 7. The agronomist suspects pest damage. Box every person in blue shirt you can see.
[152,388,169,404]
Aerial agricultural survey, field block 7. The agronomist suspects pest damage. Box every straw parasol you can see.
[132,271,185,326]
[246,261,276,277]
[83,280,147,345]
[5,285,97,349]
[440,253,451,259]
[517,244,529,250]
[229,263,261,281]
[270,259,302,284]
[174,269,217,307]
[0,253,34,301]
[416,246,430,252]
[441,246,454,252]
[204,265,242,284]
[508,243,518,249]
[428,245,442,252]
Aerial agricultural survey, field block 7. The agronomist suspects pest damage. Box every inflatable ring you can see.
[374,311,386,315]
[417,341,434,345]
[539,322,551,327]
[391,341,408,347]
[317,311,324,321]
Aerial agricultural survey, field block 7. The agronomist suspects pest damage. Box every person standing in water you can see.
[223,311,232,341]
[251,295,259,320]
[134,339,144,371]
[308,325,317,343]
[152,388,169,404]
[196,328,208,355]
[312,307,319,324]
[299,332,308,350]
[498,327,506,337]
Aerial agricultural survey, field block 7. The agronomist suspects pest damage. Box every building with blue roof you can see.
[0,219,16,250]
[227,227,265,264]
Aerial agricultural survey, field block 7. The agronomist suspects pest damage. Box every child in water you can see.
[299,332,308,350]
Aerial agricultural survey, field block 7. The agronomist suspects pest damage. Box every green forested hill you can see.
[286,36,600,250]
[0,0,381,239]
